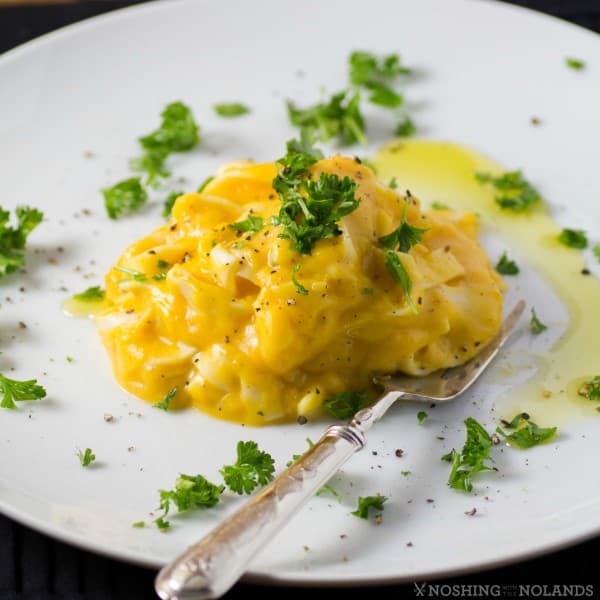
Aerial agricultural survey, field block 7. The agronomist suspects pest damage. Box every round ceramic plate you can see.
[1,0,599,586]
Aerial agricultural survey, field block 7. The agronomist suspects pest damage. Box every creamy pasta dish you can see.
[97,149,503,425]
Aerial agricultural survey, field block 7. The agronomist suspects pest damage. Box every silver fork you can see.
[155,300,525,600]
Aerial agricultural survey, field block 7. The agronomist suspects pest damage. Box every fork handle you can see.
[155,423,366,600]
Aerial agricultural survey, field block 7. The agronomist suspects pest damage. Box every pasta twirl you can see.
[97,156,503,425]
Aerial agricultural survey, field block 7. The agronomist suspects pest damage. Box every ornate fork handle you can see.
[155,401,395,600]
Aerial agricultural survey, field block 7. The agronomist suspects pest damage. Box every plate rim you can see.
[1,0,599,586]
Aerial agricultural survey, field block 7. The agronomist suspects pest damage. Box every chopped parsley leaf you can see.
[495,252,519,275]
[593,244,600,262]
[115,265,147,284]
[162,190,182,219]
[155,516,171,531]
[388,177,398,189]
[362,287,374,295]
[291,264,309,296]
[384,250,417,313]
[349,51,411,87]
[154,387,177,411]
[401,470,411,476]
[73,286,105,301]
[378,200,428,253]
[287,91,366,146]
[363,80,403,108]
[379,201,424,314]
[220,440,275,495]
[323,390,370,420]
[317,483,342,502]
[351,495,387,519]
[566,57,585,70]
[395,116,416,137]
[131,521,145,528]
[133,101,200,184]
[0,373,46,410]
[157,474,223,528]
[501,412,530,429]
[152,259,170,282]
[272,138,360,255]
[77,447,96,467]
[496,413,557,448]
[530,307,547,334]
[430,201,450,210]
[103,178,147,220]
[558,228,588,249]
[228,215,264,235]
[214,102,250,117]
[475,170,541,212]
[349,50,410,108]
[197,176,214,193]
[579,376,600,401]
[0,206,43,278]
[417,410,428,424]
[441,417,493,492]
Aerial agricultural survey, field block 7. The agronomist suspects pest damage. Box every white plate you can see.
[1,0,600,586]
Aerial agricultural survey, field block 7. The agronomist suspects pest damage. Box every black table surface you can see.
[1,1,599,599]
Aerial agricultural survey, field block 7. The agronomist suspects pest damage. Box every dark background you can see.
[1,1,599,599]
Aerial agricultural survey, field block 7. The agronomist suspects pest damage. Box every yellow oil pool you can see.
[373,139,600,425]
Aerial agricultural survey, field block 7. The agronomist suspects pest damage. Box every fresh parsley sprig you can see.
[475,170,541,212]
[558,228,588,249]
[287,91,366,146]
[162,190,183,219]
[495,252,519,275]
[115,265,148,284]
[530,308,547,334]
[496,413,557,448]
[291,264,309,296]
[378,199,428,253]
[228,215,264,235]
[133,101,200,185]
[579,376,600,401]
[384,250,417,313]
[77,448,96,467]
[0,372,47,410]
[154,387,177,411]
[73,286,105,301]
[566,57,585,70]
[349,50,410,108]
[442,418,493,492]
[157,474,224,530]
[152,259,170,281]
[287,51,413,145]
[0,206,43,278]
[214,102,250,117]
[197,176,215,193]
[271,137,360,255]
[351,495,387,519]
[395,116,416,137]
[220,441,275,495]
[103,178,147,220]
[378,198,423,313]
